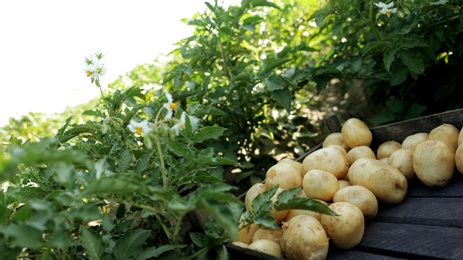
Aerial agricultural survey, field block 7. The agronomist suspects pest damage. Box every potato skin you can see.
[455,144,463,174]
[402,132,428,150]
[248,239,284,258]
[280,215,329,260]
[245,183,267,213]
[429,123,459,152]
[265,162,302,190]
[348,158,408,204]
[321,202,365,249]
[377,140,401,160]
[413,139,455,188]
[302,146,349,179]
[388,148,415,180]
[303,169,339,202]
[333,185,378,219]
[346,146,376,166]
[341,118,373,148]
[323,132,350,152]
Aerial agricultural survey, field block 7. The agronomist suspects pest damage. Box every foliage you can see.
[307,0,463,124]
[0,55,245,258]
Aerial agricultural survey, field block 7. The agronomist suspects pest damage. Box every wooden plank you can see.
[358,222,463,260]
[375,197,463,227]
[369,108,463,149]
[226,243,284,260]
[328,247,406,259]
[406,172,463,197]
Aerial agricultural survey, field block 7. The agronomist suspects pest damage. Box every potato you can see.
[323,132,350,152]
[248,239,284,258]
[271,187,289,224]
[237,222,260,244]
[303,169,339,202]
[338,179,352,190]
[376,140,401,160]
[283,199,329,222]
[458,127,463,147]
[333,185,378,220]
[455,144,463,174]
[346,146,376,166]
[388,148,414,180]
[252,227,283,244]
[244,183,267,213]
[413,139,455,188]
[302,146,349,179]
[378,157,389,164]
[321,202,365,249]
[341,118,373,148]
[402,132,429,150]
[280,215,329,260]
[278,158,304,176]
[231,241,249,248]
[348,158,408,204]
[265,161,302,190]
[429,123,459,152]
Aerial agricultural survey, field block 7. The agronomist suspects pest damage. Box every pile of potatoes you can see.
[232,118,463,259]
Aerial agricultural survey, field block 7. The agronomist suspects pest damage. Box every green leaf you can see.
[383,48,397,71]
[271,87,292,113]
[113,229,151,260]
[253,213,279,229]
[274,198,337,216]
[385,99,405,114]
[136,245,186,260]
[82,176,144,195]
[252,185,278,213]
[190,232,209,247]
[250,0,280,9]
[167,140,186,156]
[197,200,239,240]
[117,149,133,173]
[399,50,424,75]
[259,58,292,77]
[189,104,225,117]
[135,153,151,174]
[0,224,43,250]
[193,126,226,143]
[390,67,409,86]
[275,187,301,204]
[265,74,286,91]
[81,227,105,260]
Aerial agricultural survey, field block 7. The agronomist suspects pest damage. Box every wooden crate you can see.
[227,108,463,259]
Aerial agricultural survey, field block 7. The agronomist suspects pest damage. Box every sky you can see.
[0,0,239,126]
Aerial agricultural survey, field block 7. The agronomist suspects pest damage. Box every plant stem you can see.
[152,134,169,189]
[172,212,186,246]
[188,246,209,259]
[368,1,382,40]
[131,202,173,240]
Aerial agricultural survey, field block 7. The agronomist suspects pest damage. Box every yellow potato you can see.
[333,185,378,220]
[346,146,376,166]
[322,132,350,152]
[248,239,284,258]
[302,146,349,179]
[252,227,283,244]
[244,183,267,213]
[413,139,455,188]
[401,132,428,150]
[270,187,289,224]
[231,241,249,248]
[341,118,373,148]
[455,144,463,174]
[338,179,352,190]
[265,161,302,190]
[348,158,408,204]
[388,148,415,180]
[429,123,459,152]
[321,202,365,249]
[458,127,463,147]
[303,169,339,202]
[280,215,329,260]
[237,222,260,244]
[376,140,401,160]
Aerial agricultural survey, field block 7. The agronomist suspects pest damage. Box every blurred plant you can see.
[0,52,246,259]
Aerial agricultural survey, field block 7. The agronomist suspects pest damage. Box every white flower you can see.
[128,119,152,135]
[374,2,397,18]
[172,112,200,135]
[84,52,106,79]
[172,112,186,135]
[162,93,177,120]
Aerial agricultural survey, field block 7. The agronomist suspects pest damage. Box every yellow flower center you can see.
[180,123,185,129]
[136,127,142,135]
[97,67,102,74]
[386,11,391,18]
[169,103,177,110]
[86,70,92,77]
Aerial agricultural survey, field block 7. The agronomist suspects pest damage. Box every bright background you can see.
[0,0,238,126]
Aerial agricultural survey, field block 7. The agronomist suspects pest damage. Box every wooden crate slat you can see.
[406,173,463,197]
[328,247,406,259]
[375,197,463,227]
[359,222,463,260]
[369,108,463,147]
